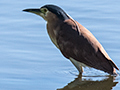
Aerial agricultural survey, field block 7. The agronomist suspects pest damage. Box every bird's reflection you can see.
[57,75,118,90]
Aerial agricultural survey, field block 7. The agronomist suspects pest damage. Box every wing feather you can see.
[57,19,119,74]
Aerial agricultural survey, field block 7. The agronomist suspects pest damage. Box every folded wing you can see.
[57,19,119,75]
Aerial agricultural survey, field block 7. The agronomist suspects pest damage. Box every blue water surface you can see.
[0,0,120,90]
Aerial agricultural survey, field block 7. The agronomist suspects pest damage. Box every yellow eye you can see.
[41,8,47,13]
[43,8,47,12]
[41,8,48,15]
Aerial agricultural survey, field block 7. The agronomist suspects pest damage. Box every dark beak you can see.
[23,9,41,15]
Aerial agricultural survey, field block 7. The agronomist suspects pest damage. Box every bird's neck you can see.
[47,19,63,29]
[46,20,63,49]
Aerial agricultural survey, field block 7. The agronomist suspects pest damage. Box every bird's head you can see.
[23,4,70,22]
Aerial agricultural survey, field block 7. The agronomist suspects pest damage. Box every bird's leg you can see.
[70,58,83,75]
[78,67,83,75]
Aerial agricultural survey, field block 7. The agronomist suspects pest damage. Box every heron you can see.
[23,4,119,76]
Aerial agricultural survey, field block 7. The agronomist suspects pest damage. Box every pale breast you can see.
[47,24,59,48]
[49,32,59,48]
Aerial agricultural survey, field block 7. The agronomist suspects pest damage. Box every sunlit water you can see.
[0,0,120,90]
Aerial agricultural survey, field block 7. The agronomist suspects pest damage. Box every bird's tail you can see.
[108,60,119,76]
[108,60,119,70]
[112,68,118,76]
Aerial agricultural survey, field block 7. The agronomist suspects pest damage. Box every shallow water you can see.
[0,0,120,90]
